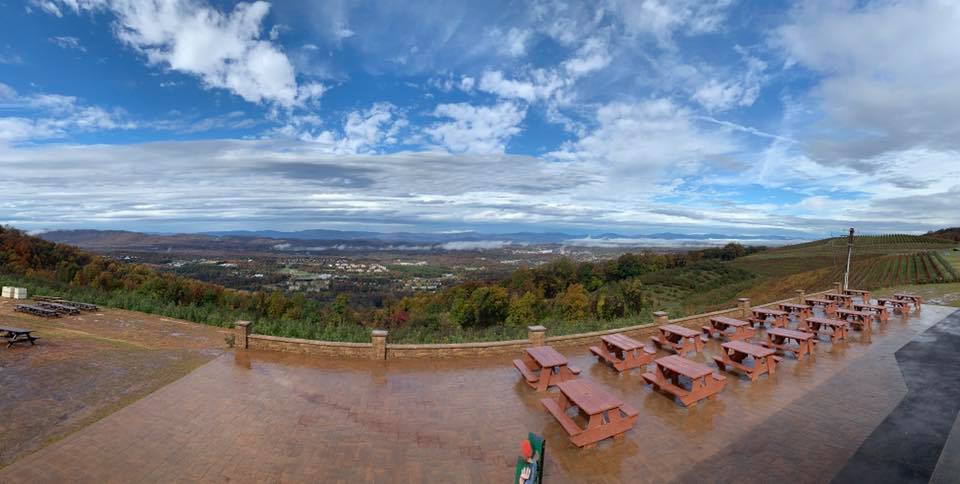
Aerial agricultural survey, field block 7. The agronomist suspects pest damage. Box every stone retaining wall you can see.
[239,288,835,360]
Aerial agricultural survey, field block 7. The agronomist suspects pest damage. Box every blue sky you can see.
[1,0,958,236]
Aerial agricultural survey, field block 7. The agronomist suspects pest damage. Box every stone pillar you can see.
[834,281,843,294]
[796,289,806,304]
[234,320,251,349]
[738,298,751,319]
[527,325,547,347]
[653,311,669,326]
[371,330,388,360]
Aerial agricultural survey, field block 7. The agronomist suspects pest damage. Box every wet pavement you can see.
[1,305,957,483]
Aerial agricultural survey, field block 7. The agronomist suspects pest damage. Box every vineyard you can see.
[731,233,960,304]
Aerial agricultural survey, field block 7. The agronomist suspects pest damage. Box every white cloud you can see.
[611,0,735,45]
[49,36,87,52]
[0,85,135,144]
[47,0,322,108]
[776,0,960,161]
[282,102,406,155]
[550,98,736,176]
[562,36,612,77]
[426,102,526,154]
[478,69,567,103]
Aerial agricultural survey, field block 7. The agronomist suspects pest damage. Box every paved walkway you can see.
[2,306,957,483]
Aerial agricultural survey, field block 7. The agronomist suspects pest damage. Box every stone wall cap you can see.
[652,311,668,317]
[235,320,252,327]
[737,298,750,302]
[527,325,547,332]
[371,330,389,337]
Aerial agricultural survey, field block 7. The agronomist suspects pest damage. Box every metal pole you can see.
[843,227,854,290]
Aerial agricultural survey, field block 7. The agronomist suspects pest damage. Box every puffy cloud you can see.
[0,84,135,144]
[426,102,527,154]
[477,70,567,103]
[45,0,322,107]
[776,0,960,162]
[279,103,406,155]
[610,0,736,45]
[549,98,736,177]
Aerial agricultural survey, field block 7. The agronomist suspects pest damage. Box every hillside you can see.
[4,226,959,344]
[927,227,960,242]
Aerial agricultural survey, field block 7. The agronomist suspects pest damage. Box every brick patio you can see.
[1,305,957,483]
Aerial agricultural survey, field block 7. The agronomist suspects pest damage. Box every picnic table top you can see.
[876,297,908,303]
[844,289,870,294]
[806,317,849,327]
[0,325,32,334]
[655,354,713,379]
[836,308,872,316]
[557,379,623,415]
[853,303,885,310]
[601,333,643,351]
[806,298,834,304]
[752,307,788,315]
[780,303,812,309]
[722,340,775,358]
[710,316,749,327]
[825,293,853,298]
[659,324,700,338]
[526,346,568,368]
[894,293,921,300]
[767,327,813,340]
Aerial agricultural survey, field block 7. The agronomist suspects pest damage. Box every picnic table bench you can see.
[876,298,912,315]
[540,379,638,448]
[590,333,655,372]
[824,293,853,309]
[801,317,849,342]
[13,304,60,318]
[844,289,871,303]
[713,340,781,382]
[650,324,704,356]
[779,302,813,320]
[35,301,81,315]
[763,327,816,359]
[805,297,839,317]
[835,308,873,332]
[702,316,755,341]
[642,355,725,407]
[748,307,789,328]
[1,326,39,347]
[853,303,890,322]
[514,346,581,392]
[894,293,923,311]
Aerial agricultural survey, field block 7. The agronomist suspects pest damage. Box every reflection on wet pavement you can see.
[1,305,955,483]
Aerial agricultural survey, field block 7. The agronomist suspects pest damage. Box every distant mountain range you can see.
[37,228,810,253]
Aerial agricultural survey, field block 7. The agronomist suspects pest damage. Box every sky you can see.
[1,0,959,237]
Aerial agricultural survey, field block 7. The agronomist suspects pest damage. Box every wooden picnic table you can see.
[824,293,853,309]
[713,340,781,382]
[763,327,816,359]
[35,301,81,315]
[642,355,725,407]
[779,302,813,320]
[894,293,923,311]
[835,308,873,332]
[801,317,849,342]
[650,324,704,356]
[876,298,912,315]
[702,316,755,341]
[748,307,789,328]
[13,304,60,318]
[590,333,655,372]
[805,297,839,317]
[540,379,638,448]
[844,289,871,303]
[514,346,580,392]
[853,303,890,322]
[1,325,39,348]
